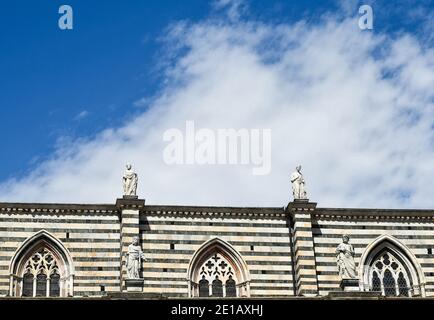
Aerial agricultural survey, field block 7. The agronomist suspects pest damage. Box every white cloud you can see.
[74,110,90,121]
[0,11,433,209]
[212,0,247,21]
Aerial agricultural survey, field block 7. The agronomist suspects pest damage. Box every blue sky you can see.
[0,0,433,207]
[0,0,429,181]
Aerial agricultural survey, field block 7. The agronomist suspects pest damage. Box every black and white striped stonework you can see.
[139,206,294,297]
[0,204,120,297]
[312,209,434,296]
[1,201,434,298]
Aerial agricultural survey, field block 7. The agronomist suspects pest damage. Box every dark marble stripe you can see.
[250,270,291,275]
[0,237,119,243]
[250,286,292,291]
[0,217,118,224]
[0,227,119,233]
[141,220,288,228]
[75,276,120,280]
[76,267,120,271]
[140,229,290,237]
[313,234,434,240]
[312,224,434,231]
[138,239,291,247]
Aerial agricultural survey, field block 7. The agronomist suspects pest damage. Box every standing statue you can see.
[336,235,357,279]
[125,236,147,279]
[290,165,307,200]
[123,163,138,196]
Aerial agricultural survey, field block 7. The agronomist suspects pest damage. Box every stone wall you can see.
[311,208,434,296]
[0,204,121,297]
[139,206,294,297]
[1,201,433,298]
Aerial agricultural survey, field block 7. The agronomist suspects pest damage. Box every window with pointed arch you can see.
[368,249,412,297]
[20,248,61,297]
[10,234,74,298]
[193,253,245,297]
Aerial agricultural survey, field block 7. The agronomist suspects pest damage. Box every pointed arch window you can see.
[188,238,251,298]
[199,276,210,297]
[22,271,33,297]
[360,236,426,297]
[50,271,61,297]
[18,248,62,297]
[36,273,48,297]
[226,276,236,297]
[9,231,74,298]
[212,276,223,297]
[368,250,412,297]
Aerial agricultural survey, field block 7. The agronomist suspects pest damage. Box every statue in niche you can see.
[126,236,147,279]
[290,165,307,200]
[336,235,357,279]
[123,163,138,196]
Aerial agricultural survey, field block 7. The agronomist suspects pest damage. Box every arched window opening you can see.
[19,248,61,297]
[9,231,74,298]
[212,277,223,297]
[22,272,33,297]
[372,271,381,292]
[226,276,236,297]
[50,271,61,297]
[36,273,47,297]
[188,238,250,298]
[360,235,426,297]
[199,276,209,297]
[368,249,412,297]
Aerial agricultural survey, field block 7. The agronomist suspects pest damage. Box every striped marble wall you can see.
[0,204,121,297]
[139,206,294,297]
[312,209,434,297]
[1,202,433,298]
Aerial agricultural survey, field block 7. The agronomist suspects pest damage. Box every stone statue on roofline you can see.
[123,163,138,197]
[290,165,307,200]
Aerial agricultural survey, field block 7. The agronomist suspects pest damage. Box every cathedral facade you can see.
[1,196,433,299]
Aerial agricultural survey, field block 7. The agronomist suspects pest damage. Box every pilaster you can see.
[286,199,319,296]
[116,196,145,292]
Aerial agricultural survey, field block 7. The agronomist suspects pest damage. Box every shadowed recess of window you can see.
[212,277,223,297]
[22,272,33,297]
[226,276,236,297]
[199,276,209,297]
[36,273,47,297]
[50,272,60,297]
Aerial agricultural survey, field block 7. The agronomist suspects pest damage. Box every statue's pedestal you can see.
[122,195,138,200]
[327,279,381,299]
[340,279,360,292]
[125,279,144,293]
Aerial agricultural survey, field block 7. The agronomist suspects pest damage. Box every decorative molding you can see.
[0,203,118,215]
[143,205,285,219]
[116,198,146,210]
[313,208,434,221]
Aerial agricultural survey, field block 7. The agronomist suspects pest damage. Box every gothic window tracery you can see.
[10,232,74,298]
[188,238,250,298]
[197,253,236,297]
[369,250,412,297]
[20,248,61,297]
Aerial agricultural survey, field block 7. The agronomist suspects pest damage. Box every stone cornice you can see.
[285,200,318,213]
[116,197,146,210]
[142,205,286,219]
[0,202,118,215]
[0,202,433,220]
[313,208,434,221]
